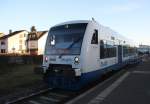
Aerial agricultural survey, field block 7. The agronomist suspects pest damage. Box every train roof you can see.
[50,20,136,47]
[52,20,90,27]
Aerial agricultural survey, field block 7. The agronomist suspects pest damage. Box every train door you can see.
[89,29,99,70]
[118,45,122,64]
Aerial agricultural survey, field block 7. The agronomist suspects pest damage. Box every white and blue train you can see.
[41,20,138,90]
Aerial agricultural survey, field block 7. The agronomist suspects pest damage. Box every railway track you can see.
[5,88,77,104]
[5,65,132,104]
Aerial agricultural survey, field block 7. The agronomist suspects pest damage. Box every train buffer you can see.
[66,59,150,104]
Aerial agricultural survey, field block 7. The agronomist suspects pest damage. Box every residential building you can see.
[0,30,29,54]
[27,31,48,55]
[0,32,4,37]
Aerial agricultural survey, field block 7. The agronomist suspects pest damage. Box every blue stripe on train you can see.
[46,62,127,90]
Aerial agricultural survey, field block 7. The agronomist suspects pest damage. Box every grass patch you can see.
[0,64,43,96]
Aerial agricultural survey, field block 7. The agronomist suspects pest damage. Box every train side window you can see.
[91,29,98,44]
[100,40,105,59]
[100,40,116,59]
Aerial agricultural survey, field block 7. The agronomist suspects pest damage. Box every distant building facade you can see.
[0,30,29,54]
[27,31,48,55]
[0,32,4,38]
[0,27,48,55]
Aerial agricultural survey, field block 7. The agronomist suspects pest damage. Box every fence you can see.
[0,55,43,65]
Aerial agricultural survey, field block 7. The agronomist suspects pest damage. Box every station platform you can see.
[66,59,150,104]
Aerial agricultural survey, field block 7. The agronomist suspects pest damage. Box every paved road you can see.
[67,60,150,104]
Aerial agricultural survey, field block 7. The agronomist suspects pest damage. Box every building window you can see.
[1,49,6,53]
[32,34,36,38]
[1,41,5,45]
[19,34,23,38]
[19,40,22,44]
[25,40,27,46]
[19,45,22,50]
[24,33,27,37]
[33,34,36,38]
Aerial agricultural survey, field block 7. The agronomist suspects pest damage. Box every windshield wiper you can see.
[67,37,82,49]
[59,37,82,58]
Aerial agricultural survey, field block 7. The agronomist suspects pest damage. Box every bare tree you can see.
[31,26,36,32]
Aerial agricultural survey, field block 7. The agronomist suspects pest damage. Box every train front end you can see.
[42,22,88,90]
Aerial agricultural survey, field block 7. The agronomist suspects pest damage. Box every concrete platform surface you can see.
[66,60,150,104]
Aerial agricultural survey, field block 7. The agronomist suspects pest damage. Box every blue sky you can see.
[0,0,150,45]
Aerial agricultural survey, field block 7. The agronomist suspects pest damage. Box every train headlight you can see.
[74,57,79,64]
[45,56,48,62]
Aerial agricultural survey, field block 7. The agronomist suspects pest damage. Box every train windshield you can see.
[45,23,87,55]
